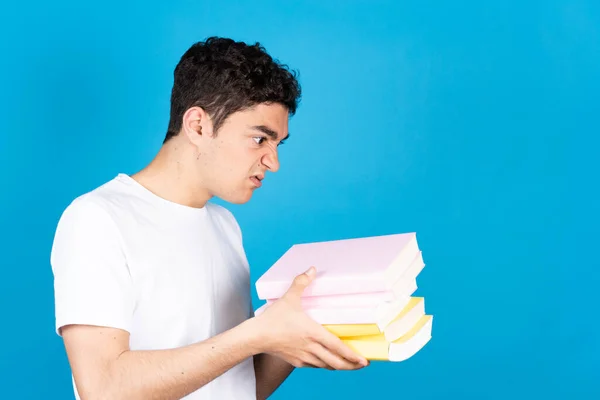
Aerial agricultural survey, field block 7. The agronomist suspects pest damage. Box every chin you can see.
[219,190,254,205]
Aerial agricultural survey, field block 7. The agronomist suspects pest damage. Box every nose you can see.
[261,147,280,172]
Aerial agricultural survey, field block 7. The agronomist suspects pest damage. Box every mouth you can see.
[250,174,263,188]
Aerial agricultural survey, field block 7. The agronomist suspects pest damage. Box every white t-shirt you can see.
[50,173,257,399]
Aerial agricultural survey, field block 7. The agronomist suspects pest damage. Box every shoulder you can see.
[54,179,121,229]
[53,173,145,229]
[51,177,128,255]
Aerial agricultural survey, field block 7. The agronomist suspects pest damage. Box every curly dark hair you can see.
[164,37,302,142]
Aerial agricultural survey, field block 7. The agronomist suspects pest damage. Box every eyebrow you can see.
[250,125,290,142]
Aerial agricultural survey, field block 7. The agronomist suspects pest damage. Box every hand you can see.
[251,267,369,370]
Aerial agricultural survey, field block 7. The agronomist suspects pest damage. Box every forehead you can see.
[227,103,289,138]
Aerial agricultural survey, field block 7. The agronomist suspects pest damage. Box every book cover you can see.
[266,278,418,308]
[256,232,420,299]
[324,296,425,341]
[255,296,424,331]
[342,314,433,361]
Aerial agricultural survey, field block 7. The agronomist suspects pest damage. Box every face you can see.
[190,102,289,204]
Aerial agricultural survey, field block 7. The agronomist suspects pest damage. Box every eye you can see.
[277,139,286,147]
[253,137,267,145]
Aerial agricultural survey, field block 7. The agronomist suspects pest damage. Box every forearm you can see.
[254,353,295,400]
[94,319,262,400]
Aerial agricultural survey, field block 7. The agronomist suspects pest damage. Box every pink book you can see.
[264,252,424,307]
[255,232,420,299]
[255,293,420,329]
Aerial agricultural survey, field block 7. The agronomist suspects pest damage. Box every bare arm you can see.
[61,267,368,400]
[253,354,295,400]
[62,317,263,400]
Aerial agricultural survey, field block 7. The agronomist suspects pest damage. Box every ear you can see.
[181,106,214,146]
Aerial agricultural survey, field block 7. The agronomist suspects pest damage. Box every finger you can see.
[286,354,327,369]
[299,351,330,369]
[309,342,363,370]
[282,267,316,299]
[317,330,369,367]
[287,356,305,369]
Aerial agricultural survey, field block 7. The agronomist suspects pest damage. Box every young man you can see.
[50,37,368,400]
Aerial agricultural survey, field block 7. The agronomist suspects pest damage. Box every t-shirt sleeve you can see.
[50,197,135,336]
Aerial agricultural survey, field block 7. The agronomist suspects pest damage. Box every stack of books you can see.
[254,232,432,362]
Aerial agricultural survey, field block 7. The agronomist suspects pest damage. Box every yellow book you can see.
[324,296,425,342]
[341,314,433,361]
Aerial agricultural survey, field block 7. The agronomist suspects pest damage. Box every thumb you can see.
[283,266,316,299]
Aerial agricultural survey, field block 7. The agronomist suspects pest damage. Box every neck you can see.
[130,139,212,209]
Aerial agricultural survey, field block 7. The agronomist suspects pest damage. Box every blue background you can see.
[1,1,598,398]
